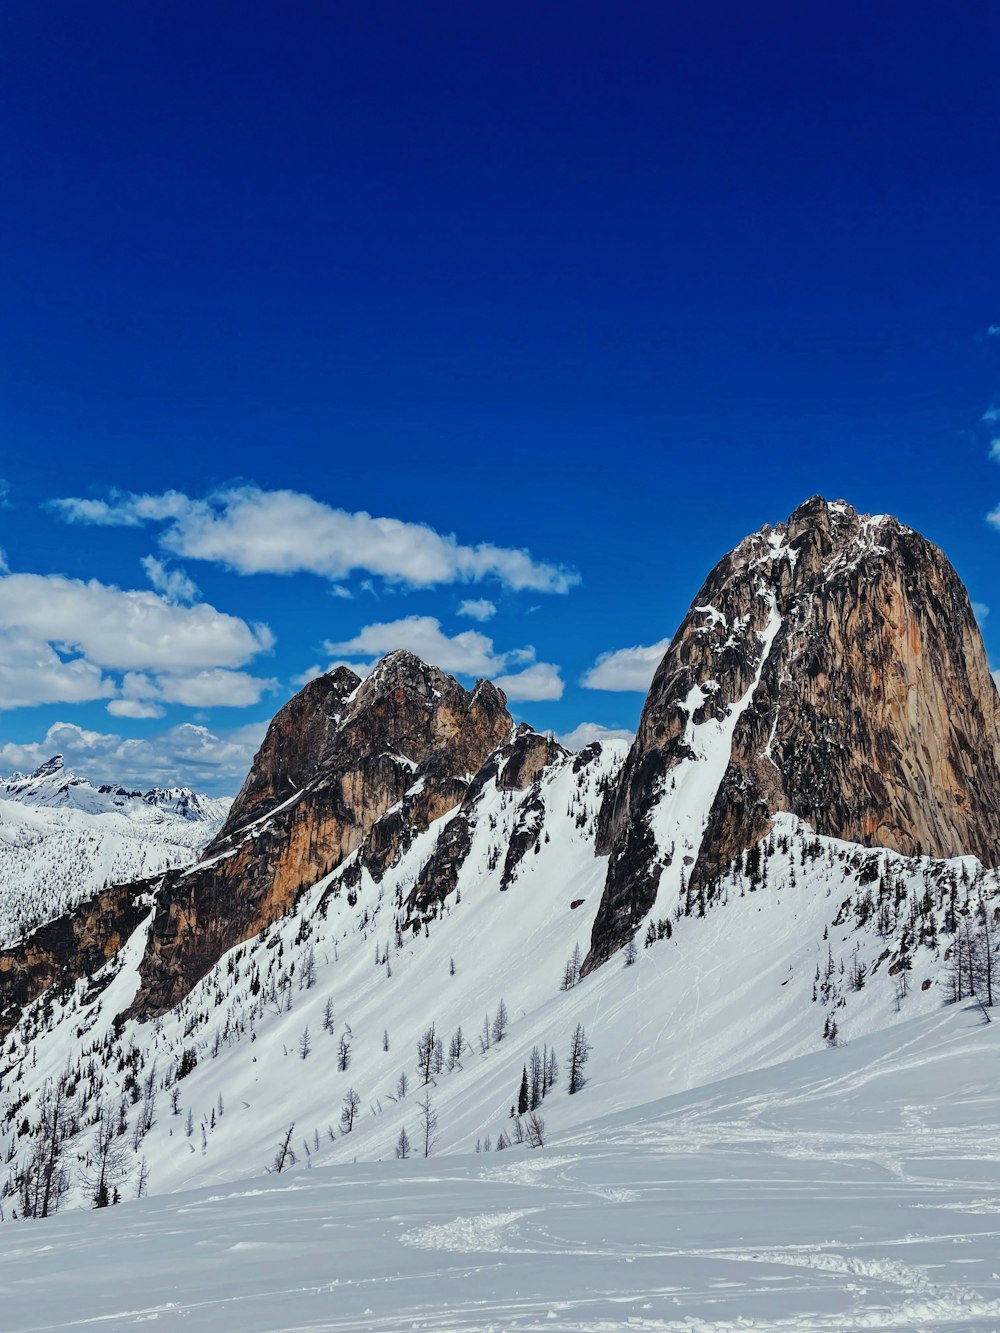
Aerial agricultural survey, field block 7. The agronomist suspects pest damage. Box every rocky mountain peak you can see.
[586,497,1000,969]
[128,652,513,1017]
[29,754,65,780]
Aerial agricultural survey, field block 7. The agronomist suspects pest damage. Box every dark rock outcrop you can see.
[586,497,1000,969]
[0,882,151,1038]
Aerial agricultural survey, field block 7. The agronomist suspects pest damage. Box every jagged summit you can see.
[130,652,513,1016]
[586,496,1000,967]
[30,754,65,779]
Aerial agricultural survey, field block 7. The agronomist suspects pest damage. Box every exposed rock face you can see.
[0,882,150,1038]
[586,497,1000,969]
[129,652,512,1018]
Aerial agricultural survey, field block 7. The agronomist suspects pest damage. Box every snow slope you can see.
[0,757,230,945]
[3,725,994,1220]
[4,1004,999,1332]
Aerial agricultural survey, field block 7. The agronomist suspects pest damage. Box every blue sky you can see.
[1,1,999,792]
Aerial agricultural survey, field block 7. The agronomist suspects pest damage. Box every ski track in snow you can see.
[4,1007,1000,1332]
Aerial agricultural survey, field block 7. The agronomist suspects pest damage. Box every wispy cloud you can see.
[52,486,579,595]
[457,598,497,622]
[141,555,199,604]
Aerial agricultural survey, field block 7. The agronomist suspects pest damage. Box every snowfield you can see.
[4,1005,999,1332]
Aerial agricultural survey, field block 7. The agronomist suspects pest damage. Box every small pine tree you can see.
[517,1066,529,1116]
[395,1126,411,1159]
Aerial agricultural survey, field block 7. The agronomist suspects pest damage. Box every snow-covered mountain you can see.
[0,756,230,947]
[1,497,998,1231]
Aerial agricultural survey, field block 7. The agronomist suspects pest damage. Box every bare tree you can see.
[561,943,582,991]
[978,898,997,1007]
[19,1073,74,1218]
[301,946,317,990]
[298,1025,311,1060]
[526,1112,546,1148]
[322,997,335,1033]
[447,1026,464,1070]
[529,1045,543,1109]
[396,1070,409,1099]
[544,1045,558,1094]
[395,1126,411,1159]
[340,1088,361,1134]
[567,1023,591,1095]
[417,1093,438,1158]
[337,1033,351,1071]
[490,998,509,1045]
[271,1123,296,1174]
[82,1101,128,1209]
[416,1024,436,1084]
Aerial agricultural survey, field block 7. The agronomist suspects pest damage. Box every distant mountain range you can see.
[0,756,230,948]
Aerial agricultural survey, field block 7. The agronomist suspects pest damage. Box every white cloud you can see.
[107,699,165,720]
[493,661,564,701]
[989,439,1000,462]
[153,670,276,708]
[117,666,275,709]
[0,572,272,674]
[0,628,116,710]
[989,325,1000,336]
[0,719,268,793]
[0,547,8,574]
[52,486,579,593]
[983,408,1000,424]
[557,721,635,751]
[581,639,670,691]
[141,555,199,604]
[325,616,509,677]
[458,598,497,622]
[973,602,990,624]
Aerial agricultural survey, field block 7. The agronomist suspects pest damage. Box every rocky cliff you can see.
[586,497,1000,968]
[128,651,513,1017]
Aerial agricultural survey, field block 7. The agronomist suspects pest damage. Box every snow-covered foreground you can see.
[6,1005,1000,1332]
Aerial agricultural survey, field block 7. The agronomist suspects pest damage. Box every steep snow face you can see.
[2,721,995,1218]
[4,1007,1000,1333]
[0,759,230,946]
